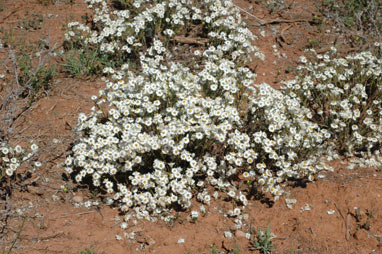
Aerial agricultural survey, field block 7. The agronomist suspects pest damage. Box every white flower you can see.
[30,144,38,152]
[1,147,9,155]
[191,210,199,219]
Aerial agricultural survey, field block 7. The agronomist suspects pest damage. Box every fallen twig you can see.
[334,203,350,241]
[280,24,293,45]
[6,216,26,254]
[309,226,316,237]
[346,212,352,241]
[251,18,313,26]
[171,36,208,45]
[0,10,18,23]
[232,3,266,24]
[38,231,64,241]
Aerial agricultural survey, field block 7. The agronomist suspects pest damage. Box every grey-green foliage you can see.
[250,225,274,254]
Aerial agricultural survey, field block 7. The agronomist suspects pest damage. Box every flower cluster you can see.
[65,41,260,220]
[64,0,263,70]
[229,83,332,198]
[1,142,39,179]
[282,46,382,169]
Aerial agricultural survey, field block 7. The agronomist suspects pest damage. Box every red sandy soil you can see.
[0,0,381,253]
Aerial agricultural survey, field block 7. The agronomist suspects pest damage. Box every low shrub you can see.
[282,46,382,169]
[64,0,334,222]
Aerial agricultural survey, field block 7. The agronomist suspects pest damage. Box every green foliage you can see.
[60,47,111,78]
[250,225,274,254]
[0,32,57,99]
[1,27,16,48]
[17,50,56,95]
[18,13,44,31]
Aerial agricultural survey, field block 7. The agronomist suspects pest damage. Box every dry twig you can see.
[334,203,351,241]
[171,36,208,45]
[6,216,26,254]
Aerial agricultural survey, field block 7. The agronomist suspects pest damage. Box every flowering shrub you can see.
[282,46,382,169]
[65,53,332,220]
[63,0,338,222]
[0,142,39,180]
[239,83,331,194]
[64,0,263,71]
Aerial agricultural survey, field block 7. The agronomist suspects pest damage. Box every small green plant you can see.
[307,39,320,49]
[232,243,241,254]
[250,225,274,254]
[17,51,56,95]
[18,13,44,30]
[210,244,220,254]
[0,30,57,98]
[60,47,111,78]
[1,27,15,48]
[79,245,96,254]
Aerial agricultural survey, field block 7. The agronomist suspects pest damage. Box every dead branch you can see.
[38,231,64,241]
[6,216,26,254]
[232,3,266,24]
[334,203,350,241]
[171,36,208,45]
[249,18,313,27]
[280,24,293,45]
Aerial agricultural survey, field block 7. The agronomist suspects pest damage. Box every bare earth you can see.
[0,0,381,253]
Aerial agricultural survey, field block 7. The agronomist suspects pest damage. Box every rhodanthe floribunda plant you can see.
[63,0,382,223]
[64,0,336,223]
[65,46,333,221]
[282,46,382,169]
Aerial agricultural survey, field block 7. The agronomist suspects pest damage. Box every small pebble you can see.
[177,237,185,244]
[72,195,84,203]
[285,198,297,209]
[235,230,246,238]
